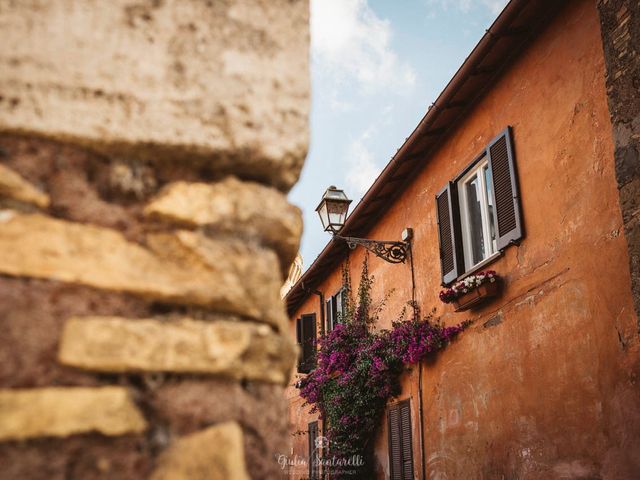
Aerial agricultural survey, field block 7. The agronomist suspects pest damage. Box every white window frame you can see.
[457,156,496,271]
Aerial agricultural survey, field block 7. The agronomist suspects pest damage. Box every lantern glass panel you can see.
[317,201,330,231]
[327,200,347,228]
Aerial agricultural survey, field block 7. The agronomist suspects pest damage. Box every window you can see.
[388,400,413,480]
[436,127,523,285]
[325,288,347,332]
[458,155,497,268]
[308,421,320,480]
[296,313,316,373]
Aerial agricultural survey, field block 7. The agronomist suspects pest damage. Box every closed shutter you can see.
[435,182,463,285]
[399,401,414,480]
[296,318,302,372]
[487,127,523,250]
[308,421,319,480]
[388,406,403,480]
[388,400,414,480]
[298,313,316,373]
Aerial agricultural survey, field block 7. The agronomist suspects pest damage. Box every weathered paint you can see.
[286,1,640,478]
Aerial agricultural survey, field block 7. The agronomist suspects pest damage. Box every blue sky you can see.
[289,0,508,269]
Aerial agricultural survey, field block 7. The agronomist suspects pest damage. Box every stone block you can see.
[58,316,297,384]
[0,212,286,329]
[147,229,287,329]
[0,387,146,441]
[150,422,249,480]
[145,177,302,272]
[0,163,49,208]
[152,379,290,479]
[0,0,309,190]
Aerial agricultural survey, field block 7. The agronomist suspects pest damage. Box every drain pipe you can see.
[418,362,426,480]
[301,282,325,479]
[408,245,426,480]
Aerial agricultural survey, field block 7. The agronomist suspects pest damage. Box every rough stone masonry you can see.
[0,1,309,479]
[598,0,640,327]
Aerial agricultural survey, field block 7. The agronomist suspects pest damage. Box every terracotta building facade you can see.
[285,0,640,478]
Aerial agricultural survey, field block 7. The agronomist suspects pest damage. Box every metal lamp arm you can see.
[333,234,410,264]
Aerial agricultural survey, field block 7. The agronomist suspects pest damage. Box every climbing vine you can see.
[297,258,468,478]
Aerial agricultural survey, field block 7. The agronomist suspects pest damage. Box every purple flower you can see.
[297,293,468,478]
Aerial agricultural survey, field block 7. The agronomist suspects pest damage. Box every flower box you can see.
[439,270,501,310]
[453,280,501,312]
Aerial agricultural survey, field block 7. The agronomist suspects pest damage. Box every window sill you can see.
[454,251,503,284]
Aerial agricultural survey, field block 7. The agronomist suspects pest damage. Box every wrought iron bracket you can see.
[334,235,410,264]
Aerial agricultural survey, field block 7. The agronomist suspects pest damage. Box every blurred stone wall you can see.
[0,0,309,478]
[598,0,640,325]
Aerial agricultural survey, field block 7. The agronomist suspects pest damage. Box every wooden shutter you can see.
[388,405,403,480]
[388,400,414,480]
[299,314,316,373]
[325,297,334,333]
[308,421,319,480]
[435,182,463,285]
[399,401,414,480]
[296,318,303,373]
[334,289,343,325]
[487,127,523,250]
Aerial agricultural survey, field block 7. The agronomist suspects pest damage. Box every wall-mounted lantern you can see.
[316,186,412,264]
[315,186,352,234]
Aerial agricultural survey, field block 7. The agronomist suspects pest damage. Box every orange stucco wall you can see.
[286,1,640,478]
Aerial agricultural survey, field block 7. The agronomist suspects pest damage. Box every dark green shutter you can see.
[487,127,523,250]
[335,290,342,325]
[436,182,463,285]
[296,318,302,372]
[298,313,316,373]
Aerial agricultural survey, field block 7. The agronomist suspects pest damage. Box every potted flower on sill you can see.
[439,270,501,312]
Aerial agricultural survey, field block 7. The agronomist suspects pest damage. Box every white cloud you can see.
[345,128,383,197]
[427,0,508,15]
[311,0,416,94]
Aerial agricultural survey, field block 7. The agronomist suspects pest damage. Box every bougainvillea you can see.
[439,270,498,303]
[296,258,468,477]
